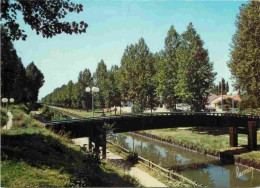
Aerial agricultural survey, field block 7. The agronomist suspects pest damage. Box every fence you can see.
[107,140,202,187]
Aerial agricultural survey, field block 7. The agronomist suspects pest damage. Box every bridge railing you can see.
[47,111,260,126]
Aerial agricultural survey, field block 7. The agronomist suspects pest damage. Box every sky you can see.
[13,0,247,100]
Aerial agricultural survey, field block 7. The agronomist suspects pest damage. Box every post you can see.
[248,121,257,150]
[229,126,238,147]
[91,91,94,117]
[221,78,223,111]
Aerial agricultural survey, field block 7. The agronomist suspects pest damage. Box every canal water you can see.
[110,133,260,187]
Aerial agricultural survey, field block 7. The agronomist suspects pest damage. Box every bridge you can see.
[45,112,260,158]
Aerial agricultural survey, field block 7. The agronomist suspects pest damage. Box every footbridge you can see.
[45,112,260,158]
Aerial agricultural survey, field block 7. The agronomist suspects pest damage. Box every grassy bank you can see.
[49,105,123,118]
[0,108,8,127]
[140,128,260,165]
[1,106,140,187]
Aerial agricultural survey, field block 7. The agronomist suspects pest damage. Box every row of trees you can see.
[42,23,216,112]
[1,28,45,112]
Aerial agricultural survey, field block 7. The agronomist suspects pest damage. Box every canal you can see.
[110,133,260,187]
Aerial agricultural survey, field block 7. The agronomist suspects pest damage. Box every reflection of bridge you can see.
[45,112,260,158]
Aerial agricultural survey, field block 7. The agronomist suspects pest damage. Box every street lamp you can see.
[86,86,100,117]
[2,98,8,109]
[10,98,15,112]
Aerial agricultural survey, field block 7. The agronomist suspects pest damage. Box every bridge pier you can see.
[248,121,257,150]
[229,126,238,147]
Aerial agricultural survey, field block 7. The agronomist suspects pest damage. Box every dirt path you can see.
[2,111,13,130]
[106,150,167,187]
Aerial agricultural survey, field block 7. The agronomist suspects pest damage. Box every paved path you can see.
[106,150,167,187]
[73,137,167,187]
[3,111,13,130]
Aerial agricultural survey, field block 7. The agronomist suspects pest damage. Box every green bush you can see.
[1,109,8,127]
[127,152,138,164]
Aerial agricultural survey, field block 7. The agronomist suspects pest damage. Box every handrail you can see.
[46,111,260,126]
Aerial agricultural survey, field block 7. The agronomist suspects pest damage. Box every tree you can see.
[105,65,122,114]
[120,38,156,112]
[228,1,260,107]
[175,23,216,111]
[155,26,180,111]
[24,62,45,112]
[94,60,108,112]
[1,27,26,102]
[1,0,88,40]
[78,69,93,109]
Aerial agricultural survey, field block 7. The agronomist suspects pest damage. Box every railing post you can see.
[229,126,238,147]
[248,121,257,150]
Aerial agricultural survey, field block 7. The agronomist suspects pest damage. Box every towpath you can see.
[2,111,13,130]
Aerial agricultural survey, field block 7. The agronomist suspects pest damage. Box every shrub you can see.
[127,152,138,164]
[1,109,8,127]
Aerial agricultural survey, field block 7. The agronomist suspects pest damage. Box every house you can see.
[208,94,242,112]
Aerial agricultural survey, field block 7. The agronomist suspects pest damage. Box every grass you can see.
[1,108,8,127]
[141,128,247,153]
[236,151,260,164]
[141,127,260,165]
[49,105,124,118]
[1,106,141,187]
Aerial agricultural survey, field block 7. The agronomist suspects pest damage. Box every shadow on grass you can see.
[1,133,137,187]
[191,127,230,136]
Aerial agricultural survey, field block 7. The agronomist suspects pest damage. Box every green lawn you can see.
[1,106,140,187]
[48,106,121,118]
[141,128,260,164]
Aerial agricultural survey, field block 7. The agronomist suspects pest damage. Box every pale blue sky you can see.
[13,0,246,99]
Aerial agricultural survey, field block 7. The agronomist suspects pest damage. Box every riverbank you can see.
[42,105,260,169]
[1,106,140,187]
[139,128,260,170]
[107,142,193,187]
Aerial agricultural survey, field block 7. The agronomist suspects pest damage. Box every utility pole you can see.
[221,78,223,111]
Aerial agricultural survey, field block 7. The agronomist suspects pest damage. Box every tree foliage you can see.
[154,26,180,111]
[1,27,26,102]
[24,62,45,112]
[43,23,217,113]
[175,23,216,111]
[119,38,156,112]
[1,0,88,40]
[1,28,45,112]
[228,1,260,107]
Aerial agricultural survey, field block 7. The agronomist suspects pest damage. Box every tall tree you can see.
[228,1,260,107]
[120,38,155,112]
[1,0,88,40]
[175,23,216,111]
[1,27,26,102]
[94,60,108,111]
[155,26,180,111]
[78,69,93,109]
[24,62,45,112]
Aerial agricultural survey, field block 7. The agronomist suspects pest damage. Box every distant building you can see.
[208,94,242,112]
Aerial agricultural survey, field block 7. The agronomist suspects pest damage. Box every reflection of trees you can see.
[183,169,214,187]
[111,134,130,150]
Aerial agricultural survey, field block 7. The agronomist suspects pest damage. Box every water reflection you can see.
[110,133,260,187]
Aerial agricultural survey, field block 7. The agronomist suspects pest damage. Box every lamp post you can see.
[10,98,14,112]
[86,87,100,117]
[2,98,8,110]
